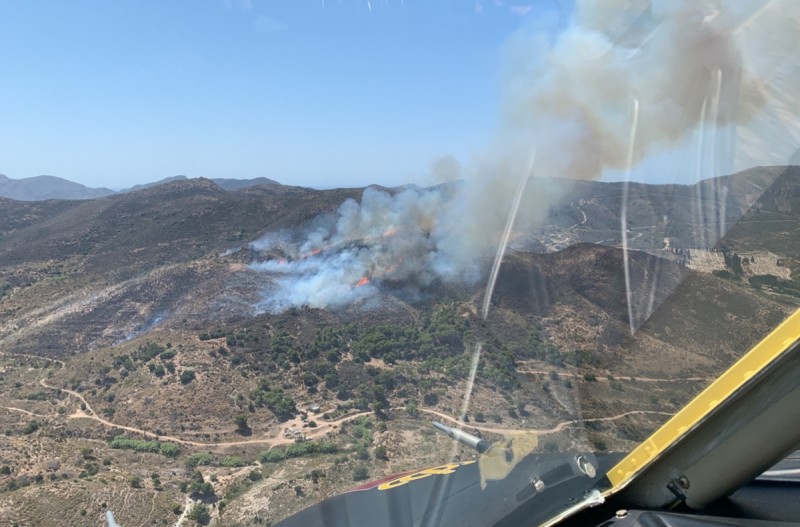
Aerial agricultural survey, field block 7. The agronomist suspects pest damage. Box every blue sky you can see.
[0,0,547,189]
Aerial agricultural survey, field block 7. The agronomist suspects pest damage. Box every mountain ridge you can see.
[0,173,283,201]
[0,173,115,201]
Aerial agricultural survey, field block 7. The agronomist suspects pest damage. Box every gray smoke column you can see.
[252,0,800,312]
[502,0,798,174]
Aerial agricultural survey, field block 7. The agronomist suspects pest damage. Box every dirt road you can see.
[518,367,711,383]
[39,375,375,448]
[8,351,674,450]
[421,408,673,436]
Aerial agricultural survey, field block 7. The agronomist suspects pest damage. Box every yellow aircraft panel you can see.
[606,308,800,489]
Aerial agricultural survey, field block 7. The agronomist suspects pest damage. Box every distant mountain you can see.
[519,165,788,253]
[0,173,284,201]
[0,177,359,272]
[118,175,190,193]
[120,175,282,193]
[0,173,115,201]
[212,177,280,190]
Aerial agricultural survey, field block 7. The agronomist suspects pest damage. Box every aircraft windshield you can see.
[0,1,798,526]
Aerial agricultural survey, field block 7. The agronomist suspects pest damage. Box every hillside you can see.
[121,176,282,193]
[522,165,786,253]
[0,167,797,526]
[0,174,114,201]
[0,173,282,201]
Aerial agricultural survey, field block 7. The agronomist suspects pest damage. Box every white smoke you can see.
[429,155,463,183]
[251,0,800,312]
[251,186,460,312]
[252,248,380,312]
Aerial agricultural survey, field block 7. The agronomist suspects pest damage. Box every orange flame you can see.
[355,276,370,288]
[383,226,397,238]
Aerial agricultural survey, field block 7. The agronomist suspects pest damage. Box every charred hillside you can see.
[719,166,800,273]
[1,168,797,364]
[492,244,687,326]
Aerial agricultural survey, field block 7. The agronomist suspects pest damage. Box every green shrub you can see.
[108,436,180,457]
[221,456,246,468]
[184,452,213,468]
[259,442,338,463]
[187,504,210,524]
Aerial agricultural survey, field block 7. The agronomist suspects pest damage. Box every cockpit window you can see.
[0,1,798,526]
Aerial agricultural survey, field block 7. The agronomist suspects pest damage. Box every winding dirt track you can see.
[421,408,674,435]
[519,369,712,383]
[0,406,48,418]
[39,374,375,448]
[40,375,674,447]
[4,351,677,449]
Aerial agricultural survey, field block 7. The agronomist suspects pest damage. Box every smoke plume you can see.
[252,0,800,312]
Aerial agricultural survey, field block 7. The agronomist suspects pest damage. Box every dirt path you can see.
[0,351,65,369]
[8,351,675,450]
[568,206,588,230]
[172,497,194,527]
[41,371,667,448]
[421,408,674,436]
[518,368,711,383]
[0,405,51,418]
[38,374,375,448]
[0,349,373,448]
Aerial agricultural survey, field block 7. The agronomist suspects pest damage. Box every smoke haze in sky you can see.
[252,0,800,312]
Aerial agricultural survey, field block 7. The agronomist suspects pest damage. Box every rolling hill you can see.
[0,173,282,201]
[0,174,114,201]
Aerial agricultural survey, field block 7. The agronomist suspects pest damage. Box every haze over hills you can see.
[0,173,115,201]
[0,173,282,201]
[119,175,282,193]
[0,166,797,526]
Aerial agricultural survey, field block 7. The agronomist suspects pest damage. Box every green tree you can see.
[187,503,211,525]
[187,471,215,500]
[355,445,370,460]
[22,420,40,435]
[160,443,180,458]
[302,371,318,387]
[374,445,389,461]
[184,452,213,468]
[221,456,246,468]
[234,414,249,433]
